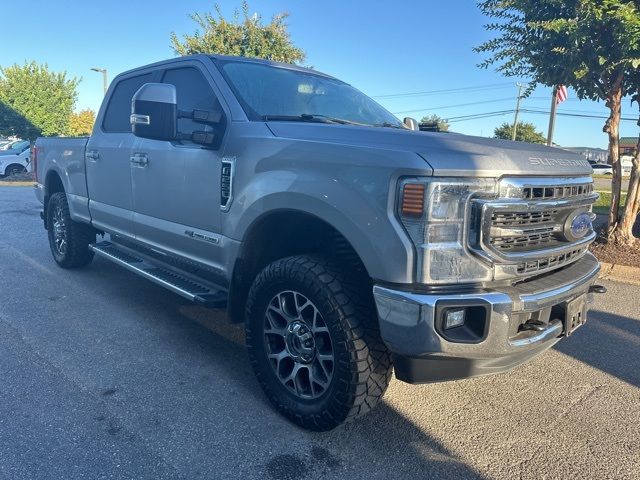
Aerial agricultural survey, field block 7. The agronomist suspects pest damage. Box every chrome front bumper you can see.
[373,253,601,383]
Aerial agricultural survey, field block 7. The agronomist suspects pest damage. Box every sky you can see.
[1,0,638,148]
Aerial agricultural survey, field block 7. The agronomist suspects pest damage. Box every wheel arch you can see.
[227,208,371,324]
[3,163,27,175]
[43,169,65,223]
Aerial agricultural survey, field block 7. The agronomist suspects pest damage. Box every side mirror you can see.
[403,117,419,131]
[130,83,177,141]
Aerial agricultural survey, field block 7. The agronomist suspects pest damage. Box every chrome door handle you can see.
[130,153,149,167]
[86,150,100,162]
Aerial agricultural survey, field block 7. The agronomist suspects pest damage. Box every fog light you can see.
[444,309,465,329]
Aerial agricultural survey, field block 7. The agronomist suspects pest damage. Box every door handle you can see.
[130,153,149,167]
[86,150,100,162]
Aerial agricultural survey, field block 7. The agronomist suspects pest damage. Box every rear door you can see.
[130,62,229,269]
[86,71,159,237]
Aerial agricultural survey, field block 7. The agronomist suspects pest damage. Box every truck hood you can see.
[266,122,593,177]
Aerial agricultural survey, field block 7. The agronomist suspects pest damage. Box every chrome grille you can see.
[491,227,555,251]
[522,183,594,200]
[492,210,557,228]
[516,247,587,274]
[471,176,598,276]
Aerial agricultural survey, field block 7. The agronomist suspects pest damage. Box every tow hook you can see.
[589,285,607,294]
[519,320,546,332]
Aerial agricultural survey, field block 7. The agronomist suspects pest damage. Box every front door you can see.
[130,64,228,271]
[87,71,157,238]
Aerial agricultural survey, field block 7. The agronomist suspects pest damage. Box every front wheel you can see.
[5,164,26,177]
[47,192,95,268]
[245,255,392,431]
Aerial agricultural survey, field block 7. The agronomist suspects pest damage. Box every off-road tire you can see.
[47,192,95,268]
[245,255,392,431]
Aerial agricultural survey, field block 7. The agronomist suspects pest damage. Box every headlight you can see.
[398,177,497,284]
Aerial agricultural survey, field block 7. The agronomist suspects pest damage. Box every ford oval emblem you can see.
[564,211,592,241]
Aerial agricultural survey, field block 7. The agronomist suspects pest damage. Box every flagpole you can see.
[547,86,558,146]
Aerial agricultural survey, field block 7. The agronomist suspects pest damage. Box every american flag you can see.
[556,85,568,104]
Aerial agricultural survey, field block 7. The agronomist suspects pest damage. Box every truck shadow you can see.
[85,257,487,479]
[553,308,640,388]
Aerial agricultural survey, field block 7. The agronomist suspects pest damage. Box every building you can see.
[563,147,609,163]
[619,137,637,158]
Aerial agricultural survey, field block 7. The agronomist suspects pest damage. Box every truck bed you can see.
[34,136,90,221]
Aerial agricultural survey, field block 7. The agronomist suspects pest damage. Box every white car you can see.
[0,141,31,177]
[591,163,613,175]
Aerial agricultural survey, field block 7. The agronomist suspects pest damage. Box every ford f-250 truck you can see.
[34,54,606,431]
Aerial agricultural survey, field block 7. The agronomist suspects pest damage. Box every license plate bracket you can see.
[564,294,587,336]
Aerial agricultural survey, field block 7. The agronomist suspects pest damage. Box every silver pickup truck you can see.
[34,54,605,431]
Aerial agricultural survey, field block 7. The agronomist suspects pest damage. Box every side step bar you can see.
[89,241,227,308]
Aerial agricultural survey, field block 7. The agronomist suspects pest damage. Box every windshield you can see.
[218,60,404,128]
[9,140,29,152]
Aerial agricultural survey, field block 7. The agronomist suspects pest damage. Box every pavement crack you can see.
[558,384,606,419]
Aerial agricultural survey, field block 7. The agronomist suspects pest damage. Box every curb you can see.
[599,262,640,286]
[0,181,34,187]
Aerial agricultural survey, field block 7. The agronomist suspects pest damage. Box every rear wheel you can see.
[245,255,392,431]
[47,192,95,268]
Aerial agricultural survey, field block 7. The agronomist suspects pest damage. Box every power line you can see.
[521,108,638,122]
[410,107,639,124]
[372,82,513,99]
[446,110,516,122]
[392,97,514,115]
[390,97,632,117]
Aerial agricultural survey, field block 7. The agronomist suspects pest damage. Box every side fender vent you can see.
[221,157,235,211]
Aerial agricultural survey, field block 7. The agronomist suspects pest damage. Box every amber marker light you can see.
[401,183,425,217]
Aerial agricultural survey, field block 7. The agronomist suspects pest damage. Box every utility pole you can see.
[511,83,524,141]
[91,67,108,95]
[546,86,558,146]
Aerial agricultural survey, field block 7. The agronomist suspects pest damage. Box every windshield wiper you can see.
[374,122,405,129]
[263,114,366,126]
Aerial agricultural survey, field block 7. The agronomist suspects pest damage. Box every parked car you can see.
[33,54,605,430]
[591,164,613,175]
[0,140,31,177]
[0,139,29,154]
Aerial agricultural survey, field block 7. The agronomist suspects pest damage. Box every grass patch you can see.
[593,191,627,215]
[592,174,631,179]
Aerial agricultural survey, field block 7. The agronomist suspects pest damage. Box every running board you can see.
[89,241,227,308]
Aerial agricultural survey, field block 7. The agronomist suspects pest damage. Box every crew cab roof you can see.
[115,54,337,82]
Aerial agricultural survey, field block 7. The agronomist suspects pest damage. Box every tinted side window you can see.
[102,73,155,132]
[162,67,226,146]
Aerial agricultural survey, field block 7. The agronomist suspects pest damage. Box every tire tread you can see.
[245,254,392,431]
[47,192,95,268]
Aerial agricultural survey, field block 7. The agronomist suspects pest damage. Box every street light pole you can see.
[91,67,108,95]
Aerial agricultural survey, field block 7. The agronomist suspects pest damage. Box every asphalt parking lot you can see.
[0,185,639,480]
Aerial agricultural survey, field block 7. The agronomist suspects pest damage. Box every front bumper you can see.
[373,253,601,383]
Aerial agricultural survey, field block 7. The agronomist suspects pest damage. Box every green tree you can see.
[419,114,450,132]
[0,62,79,140]
[170,1,305,64]
[476,0,640,244]
[68,109,96,137]
[494,121,546,144]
